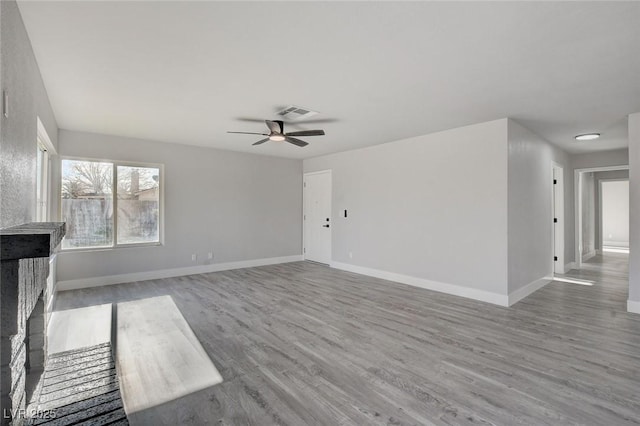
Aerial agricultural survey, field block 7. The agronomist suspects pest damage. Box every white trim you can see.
[303,169,333,177]
[552,163,564,274]
[575,165,629,174]
[37,117,55,222]
[627,300,640,315]
[564,262,576,272]
[57,255,303,291]
[508,276,551,306]
[330,261,509,307]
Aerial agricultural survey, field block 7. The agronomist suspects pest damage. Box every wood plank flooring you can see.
[55,257,640,425]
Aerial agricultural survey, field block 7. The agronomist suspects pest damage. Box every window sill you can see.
[60,242,162,253]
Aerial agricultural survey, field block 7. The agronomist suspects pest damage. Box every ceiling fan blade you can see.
[265,120,284,134]
[252,138,270,146]
[285,130,325,137]
[285,136,309,147]
[227,131,269,135]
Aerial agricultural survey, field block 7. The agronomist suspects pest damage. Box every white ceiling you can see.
[17,1,640,159]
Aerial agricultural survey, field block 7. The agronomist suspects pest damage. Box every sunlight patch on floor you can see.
[47,303,112,354]
[553,276,594,286]
[116,295,223,416]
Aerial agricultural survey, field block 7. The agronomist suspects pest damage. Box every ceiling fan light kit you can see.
[228,119,325,147]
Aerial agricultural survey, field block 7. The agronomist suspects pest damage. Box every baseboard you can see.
[330,261,509,307]
[508,276,551,306]
[604,242,629,248]
[582,251,596,262]
[628,300,640,315]
[595,249,602,255]
[57,255,303,291]
[564,262,576,272]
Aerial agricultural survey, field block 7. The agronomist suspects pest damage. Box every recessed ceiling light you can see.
[575,133,600,141]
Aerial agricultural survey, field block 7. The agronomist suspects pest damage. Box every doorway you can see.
[303,170,331,264]
[575,165,629,271]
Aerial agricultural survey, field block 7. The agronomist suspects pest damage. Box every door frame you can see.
[574,165,629,269]
[552,163,565,274]
[303,169,332,263]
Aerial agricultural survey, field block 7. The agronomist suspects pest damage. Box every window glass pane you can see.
[61,160,113,249]
[117,166,160,244]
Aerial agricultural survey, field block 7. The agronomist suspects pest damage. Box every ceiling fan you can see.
[227,120,325,147]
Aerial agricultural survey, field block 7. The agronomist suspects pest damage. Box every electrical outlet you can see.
[208,252,213,260]
[349,251,353,259]
[191,254,197,262]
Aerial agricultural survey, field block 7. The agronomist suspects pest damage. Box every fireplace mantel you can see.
[0,222,65,261]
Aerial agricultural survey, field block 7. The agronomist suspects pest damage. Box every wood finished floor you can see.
[55,257,640,425]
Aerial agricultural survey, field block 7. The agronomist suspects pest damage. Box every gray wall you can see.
[629,112,640,305]
[304,119,509,296]
[507,120,570,293]
[0,0,58,228]
[594,169,629,250]
[56,130,302,282]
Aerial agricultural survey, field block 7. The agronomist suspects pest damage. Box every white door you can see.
[304,171,331,264]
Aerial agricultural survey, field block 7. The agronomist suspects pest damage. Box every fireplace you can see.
[0,223,65,426]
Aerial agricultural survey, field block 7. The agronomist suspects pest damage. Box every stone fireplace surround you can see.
[1,223,65,426]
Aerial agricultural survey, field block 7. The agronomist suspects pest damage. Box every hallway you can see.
[525,251,630,321]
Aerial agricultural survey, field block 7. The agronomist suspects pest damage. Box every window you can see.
[61,159,162,250]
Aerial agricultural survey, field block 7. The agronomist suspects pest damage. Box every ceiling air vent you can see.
[277,105,319,121]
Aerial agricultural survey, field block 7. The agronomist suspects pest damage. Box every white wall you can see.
[628,112,640,313]
[0,0,58,228]
[601,180,629,248]
[56,130,302,284]
[507,120,569,295]
[304,119,510,304]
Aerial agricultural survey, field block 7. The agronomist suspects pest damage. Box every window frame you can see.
[36,139,49,222]
[60,156,165,252]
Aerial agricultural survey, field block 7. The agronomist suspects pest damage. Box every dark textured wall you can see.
[0,0,58,229]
